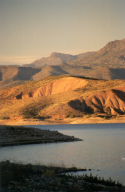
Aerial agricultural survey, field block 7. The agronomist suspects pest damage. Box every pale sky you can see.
[0,0,125,65]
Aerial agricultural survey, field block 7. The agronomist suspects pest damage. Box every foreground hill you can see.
[1,75,125,123]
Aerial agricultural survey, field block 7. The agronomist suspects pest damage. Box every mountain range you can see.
[0,38,125,89]
[23,51,94,68]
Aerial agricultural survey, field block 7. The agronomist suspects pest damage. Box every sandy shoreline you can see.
[0,116,125,126]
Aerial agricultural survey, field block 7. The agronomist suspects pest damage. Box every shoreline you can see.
[0,161,124,192]
[0,116,125,126]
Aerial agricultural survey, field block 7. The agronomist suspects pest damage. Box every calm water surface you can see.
[0,123,125,185]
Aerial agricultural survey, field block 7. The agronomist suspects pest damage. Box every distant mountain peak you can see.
[50,52,63,56]
[105,39,123,48]
[50,52,74,57]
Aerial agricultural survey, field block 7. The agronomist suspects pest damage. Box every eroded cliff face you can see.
[14,77,87,99]
[68,87,125,115]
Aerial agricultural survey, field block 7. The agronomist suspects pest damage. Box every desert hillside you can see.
[0,75,125,122]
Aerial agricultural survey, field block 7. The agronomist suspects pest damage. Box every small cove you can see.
[0,123,125,185]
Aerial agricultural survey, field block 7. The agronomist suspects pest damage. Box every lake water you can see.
[0,123,125,185]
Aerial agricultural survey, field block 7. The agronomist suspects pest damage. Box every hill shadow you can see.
[15,67,41,81]
[110,68,125,79]
[0,71,2,81]
[112,89,125,103]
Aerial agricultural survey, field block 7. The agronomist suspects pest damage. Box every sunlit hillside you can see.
[1,75,125,122]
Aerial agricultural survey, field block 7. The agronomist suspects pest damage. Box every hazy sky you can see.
[0,0,125,65]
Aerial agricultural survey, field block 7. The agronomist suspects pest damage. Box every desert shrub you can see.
[22,107,39,118]
[1,116,10,119]
[65,113,82,118]
[44,115,50,119]
[70,114,75,118]
[104,115,111,119]
[65,114,70,118]
[43,169,56,177]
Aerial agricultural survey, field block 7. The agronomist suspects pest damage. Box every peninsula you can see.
[0,125,82,147]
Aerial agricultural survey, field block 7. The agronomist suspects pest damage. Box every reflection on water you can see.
[0,123,125,185]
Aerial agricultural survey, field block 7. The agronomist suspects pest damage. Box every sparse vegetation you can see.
[0,161,124,192]
[0,116,10,119]
[104,115,112,120]
[43,169,56,178]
